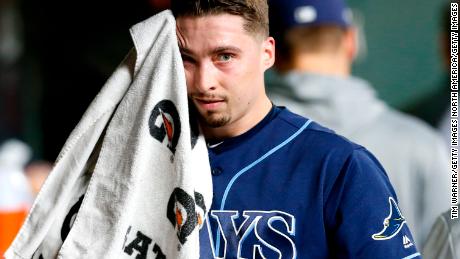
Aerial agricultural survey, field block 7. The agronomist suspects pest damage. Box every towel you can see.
[5,10,212,259]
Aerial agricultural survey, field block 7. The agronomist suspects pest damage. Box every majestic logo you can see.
[372,197,406,240]
[207,210,297,258]
[403,235,414,249]
[149,100,181,154]
[167,188,207,245]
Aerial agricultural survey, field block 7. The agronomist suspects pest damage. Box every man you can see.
[423,207,460,259]
[267,0,450,248]
[171,0,421,257]
[421,4,459,258]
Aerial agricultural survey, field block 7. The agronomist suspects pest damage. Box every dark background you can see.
[1,0,167,161]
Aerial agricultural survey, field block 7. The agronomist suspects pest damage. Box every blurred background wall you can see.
[349,0,446,109]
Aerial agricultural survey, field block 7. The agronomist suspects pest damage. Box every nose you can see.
[191,61,217,93]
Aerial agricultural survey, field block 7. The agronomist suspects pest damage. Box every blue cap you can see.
[269,0,351,32]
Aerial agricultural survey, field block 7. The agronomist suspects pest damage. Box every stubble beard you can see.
[191,93,231,128]
[200,110,231,128]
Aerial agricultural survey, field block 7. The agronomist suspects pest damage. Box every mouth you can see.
[194,98,225,110]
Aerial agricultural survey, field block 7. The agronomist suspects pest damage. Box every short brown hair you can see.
[274,25,346,72]
[284,25,345,55]
[171,0,269,37]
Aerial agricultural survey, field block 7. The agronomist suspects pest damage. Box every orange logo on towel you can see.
[161,111,174,143]
[149,100,181,154]
[167,188,206,245]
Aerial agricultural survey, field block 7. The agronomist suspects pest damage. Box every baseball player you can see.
[171,0,421,258]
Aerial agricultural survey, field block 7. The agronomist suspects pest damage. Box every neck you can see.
[201,95,272,140]
[290,53,350,77]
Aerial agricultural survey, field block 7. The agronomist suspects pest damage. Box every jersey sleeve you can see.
[324,147,421,259]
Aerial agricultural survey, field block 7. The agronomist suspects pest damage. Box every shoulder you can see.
[374,107,449,166]
[272,107,388,183]
[379,107,445,144]
[278,109,392,185]
[275,107,363,155]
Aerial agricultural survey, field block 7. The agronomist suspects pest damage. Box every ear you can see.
[261,36,276,71]
[343,27,357,63]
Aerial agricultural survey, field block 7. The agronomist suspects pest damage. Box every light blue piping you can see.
[214,119,312,254]
[402,252,421,259]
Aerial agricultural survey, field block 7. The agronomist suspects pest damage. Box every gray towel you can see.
[5,10,212,259]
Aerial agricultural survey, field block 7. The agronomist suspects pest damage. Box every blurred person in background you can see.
[423,207,460,259]
[406,1,456,146]
[267,0,450,247]
[420,3,460,258]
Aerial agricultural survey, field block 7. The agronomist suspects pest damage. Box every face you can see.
[176,14,275,137]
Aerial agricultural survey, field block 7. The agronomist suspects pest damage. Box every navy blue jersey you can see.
[199,106,420,259]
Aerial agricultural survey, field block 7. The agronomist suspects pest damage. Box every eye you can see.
[217,53,233,62]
